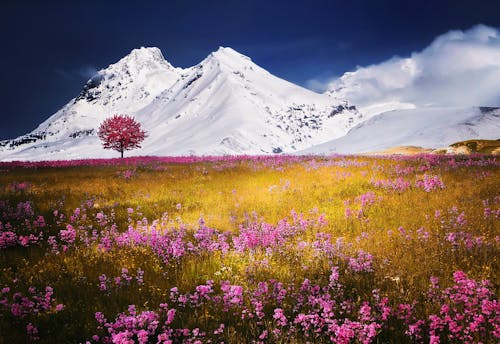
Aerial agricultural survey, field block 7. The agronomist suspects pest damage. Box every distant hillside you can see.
[369,139,500,155]
[301,107,500,155]
[448,139,500,154]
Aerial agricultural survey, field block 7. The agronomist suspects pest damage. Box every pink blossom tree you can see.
[97,114,147,158]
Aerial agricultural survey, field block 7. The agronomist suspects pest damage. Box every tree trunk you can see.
[121,149,124,158]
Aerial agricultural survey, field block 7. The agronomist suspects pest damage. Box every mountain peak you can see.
[126,46,166,62]
[196,46,255,74]
[208,46,252,63]
[99,47,177,77]
[109,46,176,74]
[214,46,248,57]
[71,46,181,112]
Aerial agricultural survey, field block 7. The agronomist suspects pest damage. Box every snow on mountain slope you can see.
[37,47,182,138]
[136,47,362,155]
[0,47,184,160]
[0,47,361,161]
[301,107,500,154]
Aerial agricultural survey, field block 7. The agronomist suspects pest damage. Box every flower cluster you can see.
[0,286,64,340]
[415,174,445,192]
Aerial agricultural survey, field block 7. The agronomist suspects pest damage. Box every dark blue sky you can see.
[1,0,500,139]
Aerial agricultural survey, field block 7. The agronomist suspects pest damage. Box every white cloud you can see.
[327,24,500,109]
[55,65,99,81]
[79,65,99,79]
[305,77,331,92]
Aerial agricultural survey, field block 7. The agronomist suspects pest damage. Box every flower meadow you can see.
[0,154,498,343]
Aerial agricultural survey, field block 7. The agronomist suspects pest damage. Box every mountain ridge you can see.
[2,37,499,161]
[0,46,361,161]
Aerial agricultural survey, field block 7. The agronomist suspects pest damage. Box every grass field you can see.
[0,155,498,343]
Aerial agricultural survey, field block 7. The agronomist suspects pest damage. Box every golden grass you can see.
[0,155,498,342]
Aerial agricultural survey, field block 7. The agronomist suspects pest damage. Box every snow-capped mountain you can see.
[0,47,361,161]
[301,106,500,154]
[3,26,500,161]
[30,47,182,141]
[136,47,362,155]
